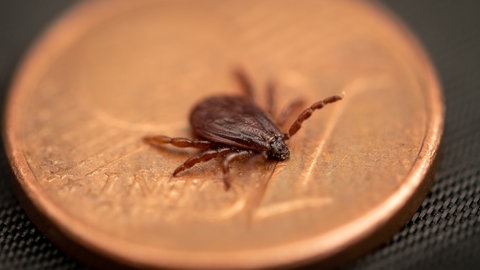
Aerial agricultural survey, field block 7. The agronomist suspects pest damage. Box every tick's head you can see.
[268,136,290,160]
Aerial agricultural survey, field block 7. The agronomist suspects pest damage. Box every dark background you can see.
[1,1,479,269]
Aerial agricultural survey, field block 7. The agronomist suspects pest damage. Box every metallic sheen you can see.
[4,0,444,268]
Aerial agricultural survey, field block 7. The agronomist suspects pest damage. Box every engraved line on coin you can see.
[127,171,153,197]
[24,99,108,145]
[301,77,380,186]
[61,134,140,172]
[254,197,333,220]
[249,76,386,221]
[84,143,148,177]
[245,161,279,225]
[43,137,146,182]
[190,194,247,220]
[65,126,121,152]
[79,134,143,164]
[100,172,118,195]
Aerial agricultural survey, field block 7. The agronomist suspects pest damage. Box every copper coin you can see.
[4,0,444,269]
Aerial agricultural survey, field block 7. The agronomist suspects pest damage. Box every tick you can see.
[143,69,342,190]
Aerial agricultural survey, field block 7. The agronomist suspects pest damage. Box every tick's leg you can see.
[276,99,305,128]
[173,148,233,176]
[143,135,211,149]
[284,95,342,140]
[233,68,255,100]
[222,150,254,190]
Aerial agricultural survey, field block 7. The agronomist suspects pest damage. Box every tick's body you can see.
[144,69,342,190]
[190,96,289,160]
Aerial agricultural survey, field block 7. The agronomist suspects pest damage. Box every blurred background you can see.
[0,1,479,269]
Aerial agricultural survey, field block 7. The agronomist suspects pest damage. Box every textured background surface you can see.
[0,1,479,269]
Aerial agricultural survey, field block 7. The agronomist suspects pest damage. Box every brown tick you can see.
[144,69,342,190]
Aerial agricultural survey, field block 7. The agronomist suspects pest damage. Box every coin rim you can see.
[3,0,444,269]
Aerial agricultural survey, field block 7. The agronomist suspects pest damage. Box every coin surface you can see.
[4,0,443,268]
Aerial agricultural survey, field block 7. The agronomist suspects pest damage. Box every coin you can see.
[4,0,444,268]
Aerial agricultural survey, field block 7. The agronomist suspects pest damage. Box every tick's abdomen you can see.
[189,96,287,155]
